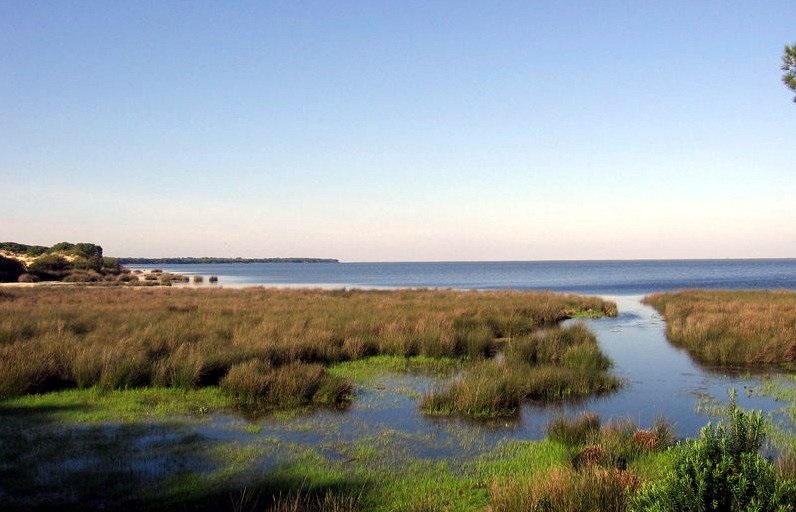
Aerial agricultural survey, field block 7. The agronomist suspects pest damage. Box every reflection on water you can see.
[192,296,790,463]
[11,295,791,495]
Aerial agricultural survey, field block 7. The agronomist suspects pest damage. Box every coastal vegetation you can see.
[0,287,616,405]
[118,257,339,264]
[632,396,795,511]
[644,289,796,368]
[0,241,188,285]
[421,324,620,418]
[3,388,791,511]
[2,287,793,511]
[784,43,796,102]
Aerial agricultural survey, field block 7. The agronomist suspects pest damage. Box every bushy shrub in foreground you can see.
[632,396,796,512]
[0,255,25,282]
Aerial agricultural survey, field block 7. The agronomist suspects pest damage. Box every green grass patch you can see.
[328,355,463,384]
[0,386,231,422]
[473,439,572,481]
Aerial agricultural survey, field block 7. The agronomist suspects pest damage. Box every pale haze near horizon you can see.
[2,1,795,262]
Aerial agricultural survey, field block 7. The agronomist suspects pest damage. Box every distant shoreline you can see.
[118,257,339,264]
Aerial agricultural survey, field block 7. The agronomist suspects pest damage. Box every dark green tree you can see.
[784,44,796,102]
[0,255,25,282]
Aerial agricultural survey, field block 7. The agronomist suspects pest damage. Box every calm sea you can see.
[130,259,796,294]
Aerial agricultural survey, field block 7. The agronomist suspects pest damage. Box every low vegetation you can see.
[632,395,795,511]
[2,385,793,511]
[0,288,616,410]
[220,360,352,409]
[117,256,339,264]
[644,289,796,367]
[487,399,795,512]
[421,324,621,418]
[487,414,673,512]
[0,241,137,284]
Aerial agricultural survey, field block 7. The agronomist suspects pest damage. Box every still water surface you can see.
[130,258,796,294]
[128,260,795,461]
[193,296,792,463]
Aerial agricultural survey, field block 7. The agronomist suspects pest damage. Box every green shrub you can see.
[73,242,102,258]
[0,242,31,254]
[101,257,121,272]
[27,254,72,280]
[49,242,76,253]
[0,255,25,282]
[24,245,48,257]
[44,242,103,258]
[632,395,796,511]
[72,255,103,272]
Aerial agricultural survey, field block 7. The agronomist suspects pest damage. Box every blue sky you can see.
[2,1,795,261]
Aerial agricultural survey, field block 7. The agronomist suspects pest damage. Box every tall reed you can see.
[421,324,621,418]
[644,289,796,366]
[0,287,616,400]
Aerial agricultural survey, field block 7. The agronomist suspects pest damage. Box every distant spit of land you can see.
[118,257,339,264]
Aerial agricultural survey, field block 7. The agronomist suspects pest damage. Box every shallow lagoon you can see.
[192,295,790,464]
[3,293,793,509]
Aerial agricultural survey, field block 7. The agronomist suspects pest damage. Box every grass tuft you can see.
[644,289,796,367]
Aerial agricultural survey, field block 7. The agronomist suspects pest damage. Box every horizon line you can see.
[120,256,796,264]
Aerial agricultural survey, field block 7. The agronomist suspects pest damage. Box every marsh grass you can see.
[421,324,621,418]
[264,490,362,512]
[486,415,675,512]
[327,355,462,384]
[0,287,615,402]
[644,289,796,367]
[220,360,352,409]
[548,414,675,470]
[488,466,642,512]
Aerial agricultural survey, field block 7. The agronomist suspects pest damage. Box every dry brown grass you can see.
[644,289,796,367]
[0,287,616,400]
[488,466,642,512]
